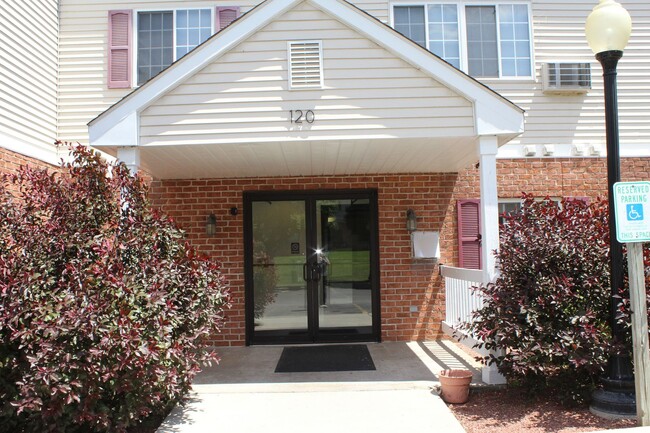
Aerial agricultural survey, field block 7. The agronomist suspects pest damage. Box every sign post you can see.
[613,181,650,426]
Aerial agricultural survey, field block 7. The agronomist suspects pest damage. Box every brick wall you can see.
[148,157,650,346]
[445,157,650,265]
[0,147,57,177]
[149,174,459,345]
[458,157,650,199]
[0,147,58,195]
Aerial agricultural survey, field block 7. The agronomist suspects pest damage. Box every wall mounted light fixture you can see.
[206,213,217,236]
[406,209,417,233]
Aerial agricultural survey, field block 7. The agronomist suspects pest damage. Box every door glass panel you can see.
[316,199,372,332]
[252,201,307,333]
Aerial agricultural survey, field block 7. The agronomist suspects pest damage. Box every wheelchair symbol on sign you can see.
[627,204,643,221]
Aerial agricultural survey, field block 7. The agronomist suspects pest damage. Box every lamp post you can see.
[585,0,634,418]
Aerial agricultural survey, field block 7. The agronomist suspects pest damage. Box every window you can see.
[498,198,565,224]
[393,6,426,47]
[427,5,460,69]
[498,200,522,225]
[466,6,498,77]
[497,4,532,77]
[108,7,240,88]
[392,3,532,78]
[136,9,213,85]
[176,9,212,58]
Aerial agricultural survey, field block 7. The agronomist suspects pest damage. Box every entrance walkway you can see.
[157,341,482,433]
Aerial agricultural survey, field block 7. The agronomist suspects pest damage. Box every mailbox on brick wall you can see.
[411,231,440,259]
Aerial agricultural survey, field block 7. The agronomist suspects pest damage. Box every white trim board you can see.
[0,133,62,166]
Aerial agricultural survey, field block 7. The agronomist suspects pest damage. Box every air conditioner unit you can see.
[542,62,591,94]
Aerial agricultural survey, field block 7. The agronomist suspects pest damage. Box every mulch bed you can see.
[448,388,637,433]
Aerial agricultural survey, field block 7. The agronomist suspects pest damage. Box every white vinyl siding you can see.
[389,0,650,152]
[350,0,390,22]
[0,0,58,155]
[56,0,650,156]
[57,0,258,145]
[139,2,475,146]
[492,0,650,150]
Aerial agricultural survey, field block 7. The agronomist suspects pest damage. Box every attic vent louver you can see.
[288,41,323,89]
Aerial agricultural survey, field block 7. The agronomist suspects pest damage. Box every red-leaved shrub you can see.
[462,195,613,402]
[0,144,230,432]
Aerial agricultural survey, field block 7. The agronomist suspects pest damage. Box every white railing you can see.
[440,265,487,329]
[440,265,507,384]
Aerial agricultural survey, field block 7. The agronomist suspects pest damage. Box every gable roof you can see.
[89,0,523,148]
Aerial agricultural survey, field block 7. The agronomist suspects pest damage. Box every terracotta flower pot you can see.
[439,369,473,404]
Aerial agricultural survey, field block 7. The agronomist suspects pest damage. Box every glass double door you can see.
[244,190,380,344]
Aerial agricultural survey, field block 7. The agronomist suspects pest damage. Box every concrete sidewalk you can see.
[157,341,482,433]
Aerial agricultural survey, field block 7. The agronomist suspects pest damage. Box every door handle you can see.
[303,263,309,281]
[311,263,322,281]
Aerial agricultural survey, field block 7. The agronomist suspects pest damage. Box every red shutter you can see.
[457,199,482,269]
[216,7,241,31]
[108,10,132,89]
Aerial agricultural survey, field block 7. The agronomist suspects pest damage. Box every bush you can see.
[0,144,230,432]
[462,195,613,402]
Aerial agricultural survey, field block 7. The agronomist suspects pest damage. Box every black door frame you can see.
[243,189,381,345]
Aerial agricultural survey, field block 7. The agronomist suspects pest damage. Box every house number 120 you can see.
[289,110,315,124]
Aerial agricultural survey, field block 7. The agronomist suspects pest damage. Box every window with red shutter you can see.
[108,10,132,89]
[109,7,243,88]
[457,199,482,269]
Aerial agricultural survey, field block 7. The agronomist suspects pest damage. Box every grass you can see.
[272,250,370,287]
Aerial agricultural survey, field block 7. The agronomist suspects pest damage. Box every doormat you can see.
[275,344,376,373]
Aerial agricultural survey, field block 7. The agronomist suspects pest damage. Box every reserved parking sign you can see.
[613,181,650,243]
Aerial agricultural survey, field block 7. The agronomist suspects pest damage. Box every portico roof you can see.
[89,0,524,179]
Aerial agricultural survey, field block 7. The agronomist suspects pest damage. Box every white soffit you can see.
[88,0,524,149]
[131,136,480,179]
